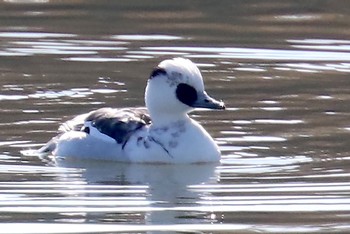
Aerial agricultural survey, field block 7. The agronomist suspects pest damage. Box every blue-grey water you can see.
[1,0,350,233]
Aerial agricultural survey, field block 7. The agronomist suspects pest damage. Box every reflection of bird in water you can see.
[56,159,219,225]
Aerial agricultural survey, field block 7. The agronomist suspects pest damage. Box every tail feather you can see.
[21,137,58,157]
[37,137,57,155]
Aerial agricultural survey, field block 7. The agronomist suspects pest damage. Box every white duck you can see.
[37,58,225,163]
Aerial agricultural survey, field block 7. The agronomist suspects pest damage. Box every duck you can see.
[37,58,225,163]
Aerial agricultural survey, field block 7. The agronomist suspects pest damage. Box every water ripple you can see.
[0,32,76,39]
[112,34,184,41]
[142,46,350,61]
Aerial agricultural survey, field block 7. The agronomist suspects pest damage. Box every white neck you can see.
[149,111,191,127]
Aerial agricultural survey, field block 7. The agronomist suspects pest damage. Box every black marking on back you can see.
[86,107,151,144]
[150,67,167,79]
[82,126,90,134]
[176,83,198,107]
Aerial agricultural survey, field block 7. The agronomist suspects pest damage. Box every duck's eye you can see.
[150,67,167,79]
[176,83,197,107]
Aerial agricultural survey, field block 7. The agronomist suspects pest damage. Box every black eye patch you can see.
[176,83,197,107]
[150,67,167,79]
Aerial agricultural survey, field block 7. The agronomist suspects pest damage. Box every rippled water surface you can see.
[1,0,350,233]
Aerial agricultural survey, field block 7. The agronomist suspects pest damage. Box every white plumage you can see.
[35,58,225,163]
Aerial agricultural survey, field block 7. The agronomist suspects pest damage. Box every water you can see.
[1,0,350,233]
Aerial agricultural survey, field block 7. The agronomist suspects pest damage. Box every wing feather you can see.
[59,107,151,144]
